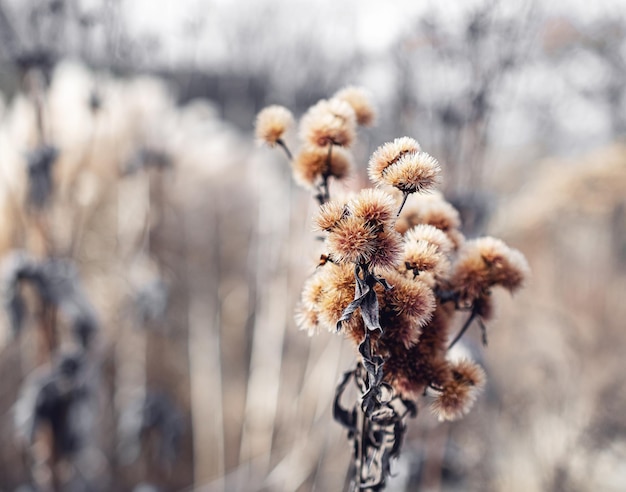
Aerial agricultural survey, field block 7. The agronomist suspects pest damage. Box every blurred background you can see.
[0,0,625,490]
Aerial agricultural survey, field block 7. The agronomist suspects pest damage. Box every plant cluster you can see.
[256,87,529,490]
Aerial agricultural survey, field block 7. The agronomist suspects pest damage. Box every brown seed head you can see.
[369,229,403,271]
[348,188,397,229]
[295,303,320,336]
[396,192,464,248]
[450,359,487,389]
[255,105,294,146]
[333,86,376,126]
[431,359,486,422]
[315,199,348,232]
[300,270,326,310]
[451,237,530,300]
[402,241,450,284]
[326,215,378,265]
[379,151,441,194]
[315,263,365,340]
[404,224,454,255]
[299,98,357,148]
[383,270,436,328]
[292,145,353,189]
[368,137,421,186]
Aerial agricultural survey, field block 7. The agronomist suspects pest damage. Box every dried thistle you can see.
[256,92,529,491]
[254,104,294,149]
[333,86,376,127]
[299,98,357,148]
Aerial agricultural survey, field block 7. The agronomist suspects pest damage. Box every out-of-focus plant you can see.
[256,87,529,490]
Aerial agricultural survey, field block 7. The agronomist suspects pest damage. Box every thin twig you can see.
[397,191,410,217]
[448,309,477,350]
[276,138,293,161]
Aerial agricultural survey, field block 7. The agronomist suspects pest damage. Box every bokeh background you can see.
[0,0,625,491]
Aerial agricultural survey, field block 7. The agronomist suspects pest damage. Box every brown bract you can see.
[299,98,357,148]
[254,105,294,146]
[334,86,376,127]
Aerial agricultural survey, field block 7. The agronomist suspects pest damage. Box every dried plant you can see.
[256,88,529,491]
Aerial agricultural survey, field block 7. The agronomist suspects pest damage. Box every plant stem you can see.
[276,139,293,160]
[397,191,410,217]
[448,309,477,350]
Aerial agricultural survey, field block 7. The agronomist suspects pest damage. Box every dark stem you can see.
[315,144,334,205]
[354,404,365,490]
[478,316,488,346]
[397,191,410,217]
[315,173,330,206]
[448,309,478,350]
[276,138,293,160]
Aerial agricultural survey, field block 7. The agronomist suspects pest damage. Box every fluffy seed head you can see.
[299,98,356,148]
[402,241,450,283]
[292,145,353,189]
[316,263,365,340]
[379,151,441,194]
[333,86,376,126]
[404,224,454,255]
[368,137,421,186]
[450,359,487,389]
[295,303,320,336]
[451,237,530,300]
[383,270,436,328]
[431,359,486,422]
[300,271,326,310]
[368,229,403,271]
[315,200,348,231]
[255,105,294,146]
[326,215,378,265]
[348,188,397,229]
[396,193,464,248]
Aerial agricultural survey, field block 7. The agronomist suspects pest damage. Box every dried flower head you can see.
[326,215,378,265]
[315,263,365,341]
[295,303,321,336]
[450,358,487,388]
[348,188,397,229]
[299,98,357,148]
[292,144,353,189]
[315,200,348,232]
[255,105,294,146]
[334,86,376,126]
[396,192,464,248]
[383,270,436,328]
[368,229,403,271]
[451,237,530,300]
[430,359,486,422]
[377,151,441,194]
[382,308,452,398]
[368,137,421,186]
[402,241,450,283]
[300,270,326,310]
[404,224,454,256]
